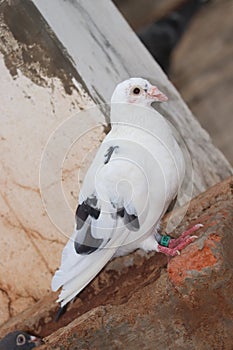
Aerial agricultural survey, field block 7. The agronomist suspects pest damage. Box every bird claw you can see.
[195,223,204,228]
[157,245,181,257]
[157,223,203,257]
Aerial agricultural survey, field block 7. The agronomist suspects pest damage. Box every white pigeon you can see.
[52,77,202,308]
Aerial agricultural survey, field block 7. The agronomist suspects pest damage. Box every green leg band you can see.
[160,235,171,247]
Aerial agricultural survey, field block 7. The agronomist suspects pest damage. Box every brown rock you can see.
[0,176,233,349]
[1,0,232,328]
[172,0,233,164]
[168,233,221,285]
[113,0,184,29]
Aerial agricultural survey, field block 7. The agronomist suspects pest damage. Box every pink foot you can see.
[157,223,203,257]
[168,223,203,249]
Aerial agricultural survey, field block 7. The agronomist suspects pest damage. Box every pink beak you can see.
[29,335,43,346]
[147,86,168,102]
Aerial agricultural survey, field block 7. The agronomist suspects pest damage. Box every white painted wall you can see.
[0,54,105,324]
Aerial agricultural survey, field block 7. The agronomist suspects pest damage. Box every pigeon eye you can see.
[132,87,141,95]
[16,334,26,345]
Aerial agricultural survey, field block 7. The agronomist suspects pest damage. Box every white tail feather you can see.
[56,230,128,307]
[52,207,129,307]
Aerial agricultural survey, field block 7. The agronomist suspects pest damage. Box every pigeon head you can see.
[0,331,42,350]
[111,78,168,106]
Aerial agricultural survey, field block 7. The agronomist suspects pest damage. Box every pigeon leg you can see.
[157,223,203,256]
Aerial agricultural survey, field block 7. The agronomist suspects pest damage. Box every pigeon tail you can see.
[52,209,129,307]
[55,230,128,307]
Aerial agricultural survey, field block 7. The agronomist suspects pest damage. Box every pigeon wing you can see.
[51,143,145,307]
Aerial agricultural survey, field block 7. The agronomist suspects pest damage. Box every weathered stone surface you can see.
[0,0,232,334]
[0,1,105,325]
[0,177,232,349]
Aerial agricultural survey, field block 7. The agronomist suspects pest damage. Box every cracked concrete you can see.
[0,1,106,324]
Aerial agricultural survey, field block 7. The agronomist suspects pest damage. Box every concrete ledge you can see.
[0,176,232,349]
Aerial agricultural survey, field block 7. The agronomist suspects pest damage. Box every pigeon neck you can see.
[110,103,164,131]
